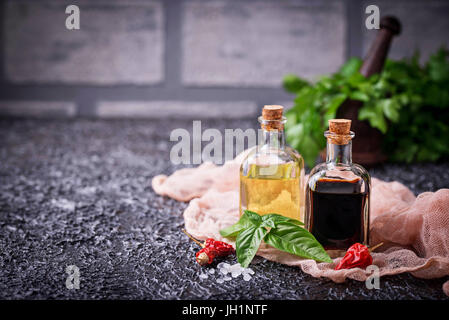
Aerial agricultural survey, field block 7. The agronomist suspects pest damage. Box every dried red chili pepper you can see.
[196,247,216,266]
[183,229,234,266]
[205,238,234,257]
[335,242,383,270]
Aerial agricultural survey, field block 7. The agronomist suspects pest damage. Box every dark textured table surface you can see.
[0,118,448,300]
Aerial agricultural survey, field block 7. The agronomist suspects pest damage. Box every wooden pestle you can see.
[335,16,401,167]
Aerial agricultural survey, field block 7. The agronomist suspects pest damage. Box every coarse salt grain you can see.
[231,270,242,278]
[208,263,254,283]
[243,274,252,281]
[229,263,241,271]
[220,268,229,275]
[243,268,255,275]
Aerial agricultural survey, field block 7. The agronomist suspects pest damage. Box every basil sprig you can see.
[220,210,332,267]
[283,48,449,166]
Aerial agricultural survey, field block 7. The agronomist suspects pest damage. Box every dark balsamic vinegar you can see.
[309,178,368,250]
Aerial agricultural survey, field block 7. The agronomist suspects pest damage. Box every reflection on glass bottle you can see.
[305,119,370,250]
[240,105,305,222]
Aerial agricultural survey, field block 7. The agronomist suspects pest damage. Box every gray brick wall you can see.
[0,0,448,118]
[182,0,346,86]
[5,0,164,84]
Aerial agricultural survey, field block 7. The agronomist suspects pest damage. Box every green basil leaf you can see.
[297,133,322,168]
[220,210,262,238]
[262,214,304,226]
[358,104,388,133]
[220,214,251,238]
[283,74,310,94]
[349,91,370,102]
[379,98,401,122]
[285,123,303,140]
[347,72,366,86]
[296,87,317,110]
[324,93,347,122]
[236,226,269,268]
[260,218,276,229]
[264,222,332,263]
[339,57,363,78]
[243,210,263,227]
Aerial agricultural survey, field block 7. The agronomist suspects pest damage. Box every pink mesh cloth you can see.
[152,155,449,296]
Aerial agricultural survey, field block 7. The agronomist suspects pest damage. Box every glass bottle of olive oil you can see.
[240,105,305,222]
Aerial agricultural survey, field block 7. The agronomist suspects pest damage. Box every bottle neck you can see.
[326,140,352,165]
[261,128,285,151]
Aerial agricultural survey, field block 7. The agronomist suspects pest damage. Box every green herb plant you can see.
[220,210,332,268]
[283,48,449,167]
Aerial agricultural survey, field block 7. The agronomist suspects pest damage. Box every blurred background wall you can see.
[0,0,448,119]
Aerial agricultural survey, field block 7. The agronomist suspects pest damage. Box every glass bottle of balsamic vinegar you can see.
[240,105,305,222]
[305,119,370,250]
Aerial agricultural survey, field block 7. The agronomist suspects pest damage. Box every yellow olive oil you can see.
[240,162,304,222]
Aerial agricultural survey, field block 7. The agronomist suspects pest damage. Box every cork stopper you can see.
[261,105,284,130]
[328,119,352,145]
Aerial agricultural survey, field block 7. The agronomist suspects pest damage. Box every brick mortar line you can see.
[346,0,363,59]
[0,1,5,83]
[0,86,292,102]
[164,0,182,90]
